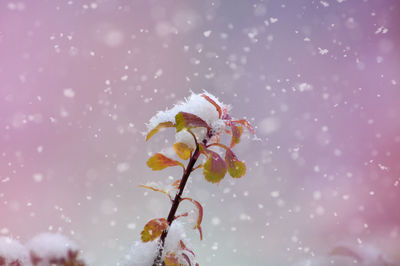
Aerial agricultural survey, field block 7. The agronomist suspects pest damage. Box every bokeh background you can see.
[1,0,400,265]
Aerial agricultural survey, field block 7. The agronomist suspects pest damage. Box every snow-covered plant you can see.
[27,233,85,266]
[0,233,85,266]
[138,92,253,266]
[0,237,30,266]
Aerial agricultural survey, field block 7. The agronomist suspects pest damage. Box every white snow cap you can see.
[124,221,196,266]
[27,232,78,264]
[146,91,230,147]
[0,237,30,265]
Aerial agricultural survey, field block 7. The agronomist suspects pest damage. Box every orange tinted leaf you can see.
[230,124,243,148]
[232,119,254,135]
[138,185,171,200]
[175,112,210,132]
[203,151,227,183]
[147,153,184,171]
[164,252,181,266]
[225,149,246,178]
[146,122,175,141]
[174,142,193,160]
[201,94,222,118]
[141,218,168,242]
[181,197,204,240]
[172,179,181,189]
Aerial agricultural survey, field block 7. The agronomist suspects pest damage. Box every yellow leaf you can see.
[173,142,193,160]
[141,218,168,242]
[147,153,184,171]
[146,122,175,141]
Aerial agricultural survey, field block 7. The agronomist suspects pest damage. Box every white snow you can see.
[146,91,230,148]
[63,88,75,98]
[27,233,78,263]
[0,237,30,265]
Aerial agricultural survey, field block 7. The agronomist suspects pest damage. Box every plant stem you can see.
[152,144,201,266]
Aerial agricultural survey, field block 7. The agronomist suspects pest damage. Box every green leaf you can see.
[146,121,175,141]
[175,112,210,132]
[141,218,168,242]
[173,142,193,160]
[203,151,227,183]
[147,153,184,171]
[225,149,246,178]
[230,124,243,148]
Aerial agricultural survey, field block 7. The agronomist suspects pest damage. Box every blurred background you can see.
[1,0,399,265]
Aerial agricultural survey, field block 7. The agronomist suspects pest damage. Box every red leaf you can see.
[230,124,243,148]
[175,112,210,132]
[181,197,204,240]
[201,94,222,118]
[147,153,184,171]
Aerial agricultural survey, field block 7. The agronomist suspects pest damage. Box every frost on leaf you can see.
[139,184,172,200]
[175,112,210,132]
[141,218,168,242]
[181,198,204,240]
[174,142,193,160]
[203,150,227,183]
[233,119,254,135]
[147,153,184,171]
[146,122,175,141]
[201,93,222,118]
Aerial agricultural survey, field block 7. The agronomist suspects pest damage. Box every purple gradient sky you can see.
[1,1,400,265]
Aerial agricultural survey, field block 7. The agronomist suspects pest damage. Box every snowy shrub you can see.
[130,92,253,265]
[0,233,85,266]
[0,237,30,266]
[27,233,84,266]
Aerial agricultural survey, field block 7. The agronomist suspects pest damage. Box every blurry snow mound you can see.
[0,237,30,265]
[27,232,78,264]
[294,243,394,266]
[124,221,196,266]
[146,91,230,148]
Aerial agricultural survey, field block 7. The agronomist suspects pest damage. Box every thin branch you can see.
[152,143,202,266]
